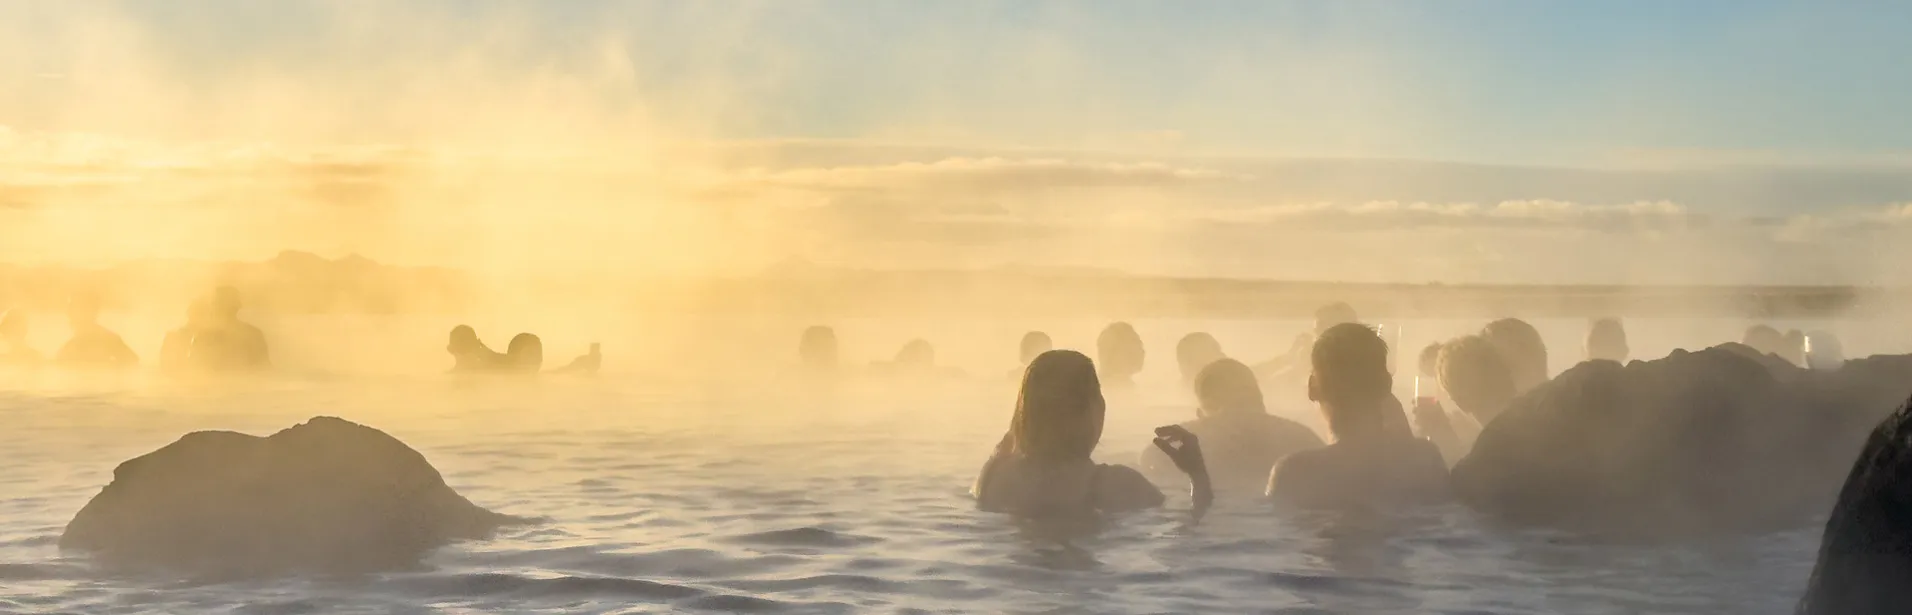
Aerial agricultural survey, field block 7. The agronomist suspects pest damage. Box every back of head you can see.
[1314,302,1359,335]
[799,326,838,367]
[1018,331,1052,365]
[1805,330,1846,371]
[448,325,479,353]
[896,339,935,368]
[1743,324,1784,356]
[1482,318,1549,392]
[1175,332,1225,382]
[1780,329,1807,366]
[1009,350,1106,462]
[1095,322,1145,379]
[1438,335,1518,423]
[1195,358,1265,418]
[1585,317,1629,363]
[1417,342,1444,379]
[506,333,543,371]
[1310,323,1393,436]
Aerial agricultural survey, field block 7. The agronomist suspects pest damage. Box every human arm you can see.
[1151,425,1214,514]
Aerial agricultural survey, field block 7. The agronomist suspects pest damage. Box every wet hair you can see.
[1482,318,1548,392]
[1095,322,1145,380]
[1194,358,1265,419]
[896,339,935,368]
[0,309,26,341]
[506,333,543,371]
[1310,323,1393,436]
[1742,325,1784,356]
[1018,331,1053,365]
[1004,350,1106,462]
[1175,332,1225,383]
[799,326,838,367]
[1585,317,1629,363]
[1439,335,1517,423]
[1417,341,1444,378]
[1314,302,1359,334]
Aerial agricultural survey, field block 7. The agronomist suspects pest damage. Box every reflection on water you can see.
[1,360,1820,614]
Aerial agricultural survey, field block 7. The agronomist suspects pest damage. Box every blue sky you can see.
[8,0,1910,164]
[3,1,1912,282]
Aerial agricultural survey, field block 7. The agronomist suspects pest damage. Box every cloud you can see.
[1189,199,1705,233]
[726,157,1243,196]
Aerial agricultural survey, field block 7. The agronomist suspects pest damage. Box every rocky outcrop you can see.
[61,417,518,575]
[1797,394,1912,615]
[1452,345,1911,538]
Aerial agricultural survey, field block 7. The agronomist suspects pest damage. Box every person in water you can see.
[159,298,212,372]
[1482,318,1548,393]
[204,286,269,368]
[1779,329,1808,367]
[1255,302,1357,380]
[1142,358,1324,489]
[505,333,543,373]
[1266,323,1448,508]
[555,343,601,374]
[1095,322,1145,388]
[1805,330,1846,371]
[447,325,506,372]
[0,308,41,365]
[974,350,1211,517]
[799,326,838,371]
[55,295,137,368]
[1174,332,1225,385]
[1419,334,1519,464]
[1018,331,1052,367]
[1585,317,1629,363]
[1742,324,1785,357]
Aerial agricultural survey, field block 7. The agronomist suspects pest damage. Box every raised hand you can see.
[1153,425,1214,511]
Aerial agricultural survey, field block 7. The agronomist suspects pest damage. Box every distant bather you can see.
[505,333,543,373]
[1585,317,1629,363]
[1143,358,1324,489]
[1096,322,1145,387]
[799,326,838,371]
[1018,331,1052,367]
[555,343,601,374]
[447,325,506,372]
[55,295,137,369]
[1483,318,1549,393]
[1174,332,1225,385]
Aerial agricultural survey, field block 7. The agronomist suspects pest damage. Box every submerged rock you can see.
[61,416,518,575]
[1452,344,1909,538]
[1797,394,1912,615]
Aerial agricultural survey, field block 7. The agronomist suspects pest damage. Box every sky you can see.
[1,0,1910,284]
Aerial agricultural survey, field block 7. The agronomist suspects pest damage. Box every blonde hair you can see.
[1004,350,1106,461]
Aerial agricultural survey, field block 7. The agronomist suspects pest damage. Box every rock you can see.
[1797,394,1912,615]
[1451,345,1903,538]
[61,416,518,575]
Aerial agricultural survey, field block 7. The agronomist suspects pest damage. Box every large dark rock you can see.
[1797,395,1912,615]
[61,416,518,575]
[1452,345,1910,538]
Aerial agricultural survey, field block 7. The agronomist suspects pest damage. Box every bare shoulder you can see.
[1266,447,1329,500]
[1094,464,1166,512]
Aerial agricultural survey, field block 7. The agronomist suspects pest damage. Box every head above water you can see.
[1175,332,1225,383]
[1007,350,1106,462]
[1095,322,1145,380]
[1585,317,1629,363]
[1805,330,1846,371]
[1417,341,1444,379]
[896,339,935,368]
[1194,358,1265,419]
[447,325,482,354]
[1018,331,1053,365]
[1439,335,1517,424]
[1314,302,1359,335]
[799,326,838,368]
[1309,323,1393,438]
[1482,318,1548,393]
[1780,329,1808,366]
[1742,324,1784,356]
[506,333,543,371]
